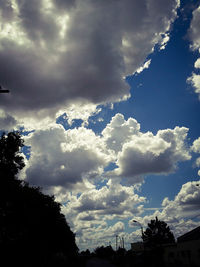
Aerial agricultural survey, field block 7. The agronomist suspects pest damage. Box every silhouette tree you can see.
[94,245,115,259]
[81,249,91,256]
[0,131,25,179]
[0,132,78,266]
[142,217,175,248]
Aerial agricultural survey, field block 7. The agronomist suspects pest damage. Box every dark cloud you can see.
[79,214,96,221]
[0,111,17,131]
[17,0,58,43]
[53,0,76,10]
[0,0,179,120]
[0,0,14,21]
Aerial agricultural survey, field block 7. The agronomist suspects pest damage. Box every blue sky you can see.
[0,0,200,251]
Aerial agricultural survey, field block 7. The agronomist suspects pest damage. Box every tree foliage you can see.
[0,131,25,179]
[142,217,175,247]
[94,245,115,259]
[0,132,78,266]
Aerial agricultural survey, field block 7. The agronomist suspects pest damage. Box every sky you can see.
[0,0,200,251]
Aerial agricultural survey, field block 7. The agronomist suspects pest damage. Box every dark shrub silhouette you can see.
[80,249,91,256]
[0,131,25,178]
[94,245,115,259]
[141,217,175,267]
[0,132,78,266]
[142,216,175,247]
[116,247,126,256]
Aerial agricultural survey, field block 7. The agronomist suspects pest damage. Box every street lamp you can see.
[116,235,125,250]
[0,85,9,93]
[116,235,118,251]
[132,220,146,252]
[132,220,144,238]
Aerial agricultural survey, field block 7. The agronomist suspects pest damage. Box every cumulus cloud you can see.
[76,220,127,251]
[102,113,141,153]
[194,58,200,68]
[21,113,192,189]
[63,180,145,218]
[192,137,200,153]
[192,137,200,175]
[60,179,145,250]
[187,73,200,99]
[20,113,192,192]
[17,113,193,250]
[131,180,200,238]
[188,5,200,51]
[0,0,179,124]
[23,123,110,189]
[187,4,200,99]
[0,109,18,131]
[173,181,200,209]
[64,179,200,250]
[108,125,191,180]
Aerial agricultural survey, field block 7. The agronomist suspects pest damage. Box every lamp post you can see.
[132,220,144,238]
[116,235,118,251]
[116,235,125,250]
[132,220,146,253]
[0,85,9,93]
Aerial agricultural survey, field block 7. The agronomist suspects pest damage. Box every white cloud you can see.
[187,73,200,99]
[188,5,200,51]
[192,137,200,174]
[56,103,102,126]
[75,220,127,251]
[102,113,141,153]
[194,58,200,68]
[187,5,200,99]
[61,180,145,220]
[131,180,200,239]
[192,137,200,153]
[60,179,145,250]
[17,113,194,250]
[23,124,110,189]
[0,0,180,124]
[123,182,200,250]
[0,109,18,131]
[109,126,191,179]
[66,179,200,250]
[20,114,192,190]
[174,181,200,209]
[191,137,200,176]
[136,59,151,74]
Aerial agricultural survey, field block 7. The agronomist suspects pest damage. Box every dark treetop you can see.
[0,132,78,267]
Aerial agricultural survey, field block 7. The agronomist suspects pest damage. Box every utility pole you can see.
[116,235,118,251]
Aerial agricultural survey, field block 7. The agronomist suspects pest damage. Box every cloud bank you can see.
[21,114,191,190]
[187,4,200,99]
[0,0,179,124]
[62,178,200,250]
